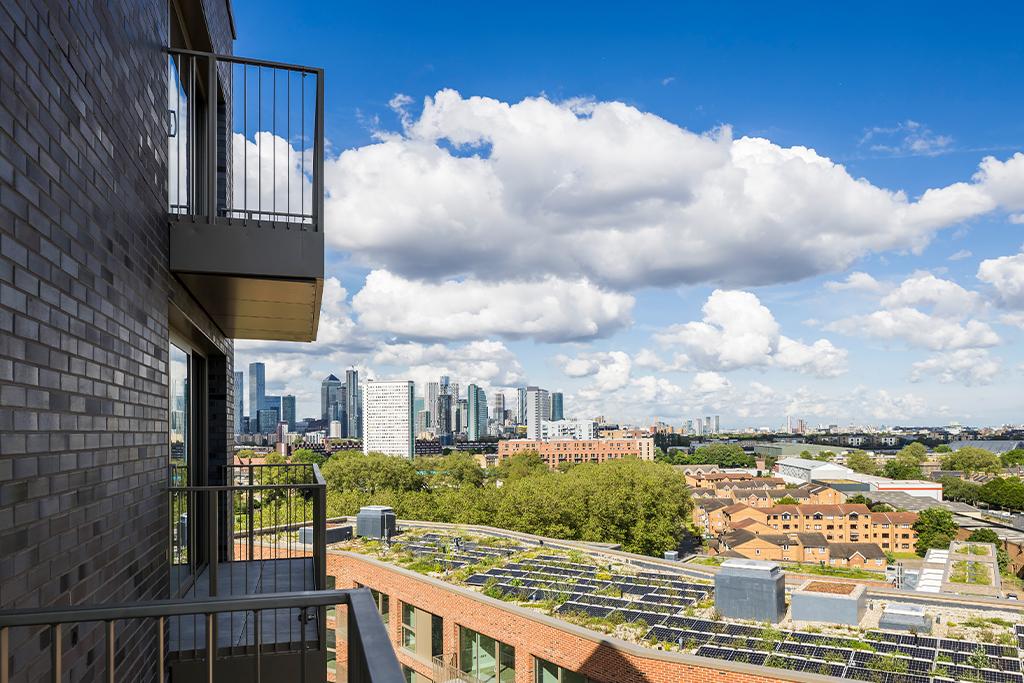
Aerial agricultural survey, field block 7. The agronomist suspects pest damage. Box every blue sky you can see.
[233,2,1024,428]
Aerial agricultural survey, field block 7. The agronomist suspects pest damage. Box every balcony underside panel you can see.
[176,273,322,341]
[171,219,324,341]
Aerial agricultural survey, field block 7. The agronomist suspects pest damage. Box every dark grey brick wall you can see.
[0,1,235,680]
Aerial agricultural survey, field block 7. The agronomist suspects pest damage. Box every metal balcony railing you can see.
[0,589,403,683]
[169,463,328,598]
[167,47,324,230]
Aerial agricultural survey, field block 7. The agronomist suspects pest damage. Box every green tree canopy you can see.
[776,495,800,505]
[291,448,327,467]
[846,450,879,475]
[1001,449,1024,467]
[895,442,928,464]
[666,443,754,467]
[321,450,425,495]
[912,507,958,557]
[882,459,923,480]
[934,444,952,453]
[496,452,548,481]
[940,446,1002,475]
[321,452,695,556]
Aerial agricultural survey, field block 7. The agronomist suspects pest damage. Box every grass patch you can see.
[781,563,884,580]
[691,556,724,566]
[949,560,992,585]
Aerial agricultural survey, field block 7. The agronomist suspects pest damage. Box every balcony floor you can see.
[169,558,318,654]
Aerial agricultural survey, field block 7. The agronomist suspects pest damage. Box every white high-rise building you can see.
[526,386,550,440]
[329,420,342,438]
[540,419,595,440]
[363,380,415,458]
[467,384,488,441]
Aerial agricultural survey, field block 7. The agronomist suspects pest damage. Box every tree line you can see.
[310,450,694,556]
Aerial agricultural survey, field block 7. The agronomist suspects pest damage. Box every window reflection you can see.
[169,343,190,566]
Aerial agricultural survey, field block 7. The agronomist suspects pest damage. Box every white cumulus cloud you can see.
[828,273,1000,351]
[655,290,847,376]
[910,349,1001,386]
[320,91,1024,289]
[824,271,886,293]
[352,270,634,342]
[978,251,1024,309]
[827,307,1000,351]
[372,339,525,389]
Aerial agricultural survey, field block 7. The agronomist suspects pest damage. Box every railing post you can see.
[208,491,218,597]
[314,480,327,652]
[206,613,215,683]
[248,465,255,562]
[206,54,218,222]
[314,69,324,231]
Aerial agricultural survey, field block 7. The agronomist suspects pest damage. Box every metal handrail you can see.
[0,589,404,683]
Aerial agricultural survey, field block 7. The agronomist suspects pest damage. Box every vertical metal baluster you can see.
[258,66,262,221]
[315,70,324,231]
[273,68,277,220]
[254,610,262,683]
[248,465,254,560]
[243,63,247,220]
[299,607,308,682]
[190,54,195,214]
[206,55,217,221]
[301,73,305,219]
[287,70,291,222]
[157,616,165,683]
[1,625,9,683]
[51,624,61,683]
[105,620,115,683]
[206,613,215,683]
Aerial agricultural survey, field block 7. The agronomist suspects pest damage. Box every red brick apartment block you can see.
[327,551,839,683]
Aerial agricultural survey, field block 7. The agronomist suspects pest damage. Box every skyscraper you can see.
[704,416,712,435]
[435,394,453,445]
[321,374,343,422]
[550,392,564,421]
[426,381,440,428]
[492,392,506,425]
[435,376,455,444]
[363,380,415,458]
[257,407,280,434]
[282,395,296,431]
[249,362,265,418]
[234,371,244,433]
[467,384,488,441]
[526,386,550,440]
[517,386,528,425]
[714,415,720,434]
[345,368,361,438]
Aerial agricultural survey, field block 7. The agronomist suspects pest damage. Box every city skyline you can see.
[233,3,1024,427]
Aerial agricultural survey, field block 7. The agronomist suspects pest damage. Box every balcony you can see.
[167,48,325,342]
[0,464,402,682]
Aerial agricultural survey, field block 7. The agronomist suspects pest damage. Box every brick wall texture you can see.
[328,551,834,683]
[0,0,234,680]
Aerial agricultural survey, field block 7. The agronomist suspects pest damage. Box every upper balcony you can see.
[167,48,325,342]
